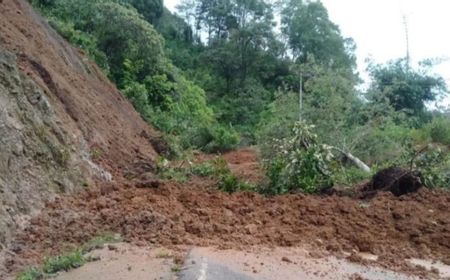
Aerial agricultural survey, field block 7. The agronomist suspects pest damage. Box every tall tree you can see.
[280,0,355,71]
[367,59,448,122]
[120,0,164,24]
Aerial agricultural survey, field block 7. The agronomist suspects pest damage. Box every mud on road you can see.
[2,148,450,279]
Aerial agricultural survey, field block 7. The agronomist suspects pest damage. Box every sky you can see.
[164,0,450,107]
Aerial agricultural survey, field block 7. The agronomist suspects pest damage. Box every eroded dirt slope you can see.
[0,0,160,249]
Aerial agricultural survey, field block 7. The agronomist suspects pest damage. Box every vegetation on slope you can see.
[29,0,450,193]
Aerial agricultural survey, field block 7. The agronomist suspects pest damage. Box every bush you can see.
[262,121,334,194]
[192,157,255,192]
[16,250,86,280]
[203,126,240,153]
[43,250,85,274]
[332,167,373,186]
[16,267,43,280]
[429,117,450,145]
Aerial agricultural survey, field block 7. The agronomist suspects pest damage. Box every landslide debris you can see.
[0,0,161,249]
[5,150,450,277]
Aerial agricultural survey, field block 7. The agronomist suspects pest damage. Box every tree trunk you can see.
[333,147,371,173]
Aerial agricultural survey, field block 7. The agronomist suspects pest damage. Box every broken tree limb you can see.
[332,147,371,173]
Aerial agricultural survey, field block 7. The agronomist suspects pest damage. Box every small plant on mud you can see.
[16,234,124,280]
[262,121,334,194]
[16,249,86,280]
[43,249,85,274]
[16,267,43,280]
[190,161,216,177]
[197,157,256,193]
[156,156,189,182]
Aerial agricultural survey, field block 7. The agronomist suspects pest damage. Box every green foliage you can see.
[415,147,450,188]
[31,0,239,152]
[16,234,121,280]
[262,121,334,194]
[17,250,86,280]
[43,250,85,274]
[394,143,450,188]
[47,18,109,71]
[191,161,216,177]
[280,0,356,71]
[427,117,450,145]
[155,156,255,192]
[208,157,256,193]
[119,0,164,24]
[332,167,373,186]
[16,267,43,280]
[367,59,448,122]
[31,0,450,189]
[89,2,165,85]
[155,157,189,182]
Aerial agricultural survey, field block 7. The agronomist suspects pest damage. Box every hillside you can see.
[0,0,160,248]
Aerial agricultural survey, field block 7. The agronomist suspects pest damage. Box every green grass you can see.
[16,233,123,280]
[16,250,85,280]
[16,267,43,280]
[42,250,85,274]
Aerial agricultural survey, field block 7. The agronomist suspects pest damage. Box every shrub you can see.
[332,167,373,186]
[429,117,450,146]
[262,121,334,194]
[43,250,85,274]
[17,249,86,280]
[16,267,43,280]
[203,125,240,153]
[192,157,256,193]
[191,162,216,177]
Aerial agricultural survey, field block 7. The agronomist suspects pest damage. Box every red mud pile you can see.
[6,149,450,275]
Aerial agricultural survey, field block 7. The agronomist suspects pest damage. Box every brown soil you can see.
[0,0,160,175]
[4,148,450,278]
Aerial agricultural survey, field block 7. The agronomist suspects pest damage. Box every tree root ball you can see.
[363,167,423,197]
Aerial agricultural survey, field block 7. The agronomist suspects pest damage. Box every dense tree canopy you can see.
[31,0,450,189]
[280,0,356,71]
[120,0,164,24]
[367,59,447,121]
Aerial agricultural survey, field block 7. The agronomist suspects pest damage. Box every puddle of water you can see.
[409,258,450,278]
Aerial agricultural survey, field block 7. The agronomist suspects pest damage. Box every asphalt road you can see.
[179,253,255,280]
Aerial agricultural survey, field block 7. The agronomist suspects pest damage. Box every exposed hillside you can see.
[0,0,160,247]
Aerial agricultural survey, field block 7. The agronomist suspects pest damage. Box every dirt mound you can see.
[4,149,450,277]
